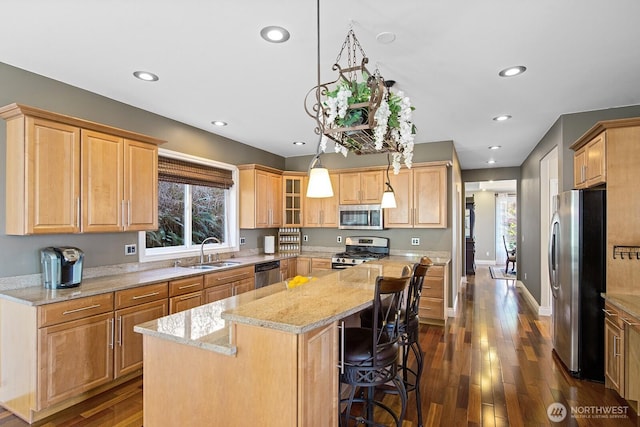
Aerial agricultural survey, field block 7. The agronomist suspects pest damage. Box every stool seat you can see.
[343,327,397,365]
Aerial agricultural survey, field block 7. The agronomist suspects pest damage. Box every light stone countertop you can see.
[134,257,448,355]
[603,293,640,320]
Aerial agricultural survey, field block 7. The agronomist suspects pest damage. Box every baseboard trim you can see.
[517,281,551,317]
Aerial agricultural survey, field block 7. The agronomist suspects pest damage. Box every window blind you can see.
[158,156,234,189]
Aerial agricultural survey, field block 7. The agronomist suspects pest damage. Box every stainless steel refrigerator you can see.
[548,189,606,381]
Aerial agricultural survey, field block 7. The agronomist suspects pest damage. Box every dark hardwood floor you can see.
[1,266,637,426]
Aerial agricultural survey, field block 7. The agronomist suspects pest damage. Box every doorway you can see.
[465,180,517,269]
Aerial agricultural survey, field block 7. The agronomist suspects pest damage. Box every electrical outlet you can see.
[411,237,420,246]
[240,237,246,245]
[337,236,342,243]
[303,235,309,242]
[124,244,137,255]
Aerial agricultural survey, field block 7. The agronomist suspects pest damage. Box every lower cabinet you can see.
[280,258,297,281]
[169,275,204,314]
[203,266,254,304]
[297,256,332,276]
[604,304,624,395]
[604,301,640,411]
[418,264,448,324]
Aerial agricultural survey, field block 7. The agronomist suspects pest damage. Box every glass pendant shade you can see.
[381,190,397,208]
[307,167,334,198]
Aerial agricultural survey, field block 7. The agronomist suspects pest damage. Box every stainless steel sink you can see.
[188,261,241,270]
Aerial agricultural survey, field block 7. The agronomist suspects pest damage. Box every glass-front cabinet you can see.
[283,174,304,227]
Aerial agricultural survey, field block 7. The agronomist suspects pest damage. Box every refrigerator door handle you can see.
[548,212,560,298]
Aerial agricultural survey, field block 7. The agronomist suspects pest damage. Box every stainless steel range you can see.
[331,236,390,269]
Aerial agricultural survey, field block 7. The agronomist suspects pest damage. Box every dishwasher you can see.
[254,260,281,288]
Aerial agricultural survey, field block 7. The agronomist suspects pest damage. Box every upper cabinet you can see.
[573,131,606,189]
[282,173,304,227]
[339,170,383,205]
[239,164,283,229]
[0,103,164,235]
[303,174,340,228]
[384,164,448,228]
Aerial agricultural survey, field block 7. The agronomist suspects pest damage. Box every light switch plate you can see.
[411,237,420,246]
[240,237,246,245]
[125,244,137,255]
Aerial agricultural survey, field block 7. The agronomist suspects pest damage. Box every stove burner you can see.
[332,236,390,269]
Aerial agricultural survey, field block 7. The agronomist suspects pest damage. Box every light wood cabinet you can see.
[279,258,297,281]
[169,275,204,314]
[36,294,115,410]
[573,131,606,189]
[604,305,624,395]
[311,258,332,272]
[385,165,447,228]
[0,103,163,235]
[297,257,311,276]
[203,266,255,304]
[283,174,304,227]
[339,170,383,205]
[418,264,448,324]
[303,174,339,227]
[239,165,283,229]
[114,283,168,378]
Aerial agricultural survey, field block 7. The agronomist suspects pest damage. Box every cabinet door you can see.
[81,130,124,232]
[586,133,606,187]
[605,318,624,394]
[269,173,283,227]
[573,147,587,189]
[255,171,274,227]
[339,172,362,205]
[359,171,383,204]
[413,166,447,228]
[124,139,158,231]
[203,283,233,304]
[304,174,339,227]
[233,277,255,295]
[298,322,338,426]
[283,176,303,227]
[384,169,413,228]
[115,299,168,378]
[170,291,203,314]
[21,117,81,234]
[37,312,113,409]
[297,257,311,276]
[311,258,331,273]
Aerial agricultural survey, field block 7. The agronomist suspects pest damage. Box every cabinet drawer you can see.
[115,282,168,309]
[426,265,444,277]
[419,297,444,320]
[169,291,203,314]
[38,293,114,327]
[169,276,204,297]
[604,303,624,328]
[421,277,444,298]
[204,266,254,288]
[311,258,331,271]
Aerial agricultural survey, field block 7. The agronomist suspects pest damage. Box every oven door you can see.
[331,262,353,270]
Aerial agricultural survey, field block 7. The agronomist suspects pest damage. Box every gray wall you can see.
[519,104,640,303]
[468,191,497,262]
[0,62,284,277]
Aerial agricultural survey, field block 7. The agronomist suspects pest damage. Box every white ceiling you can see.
[466,180,517,195]
[2,1,640,170]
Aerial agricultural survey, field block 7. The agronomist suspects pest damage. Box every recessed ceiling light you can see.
[498,66,527,77]
[260,26,290,43]
[488,145,502,150]
[493,115,512,122]
[211,120,227,127]
[376,32,396,44]
[293,141,306,146]
[133,71,159,82]
[487,160,497,164]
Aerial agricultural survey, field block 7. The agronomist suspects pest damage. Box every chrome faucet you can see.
[200,236,221,264]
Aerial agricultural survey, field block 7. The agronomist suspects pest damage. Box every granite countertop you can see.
[0,254,302,306]
[134,258,422,355]
[603,293,640,320]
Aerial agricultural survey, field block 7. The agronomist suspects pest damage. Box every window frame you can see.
[138,148,239,263]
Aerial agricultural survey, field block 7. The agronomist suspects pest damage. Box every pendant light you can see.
[380,153,397,208]
[305,0,334,198]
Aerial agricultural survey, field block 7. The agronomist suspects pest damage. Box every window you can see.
[138,149,239,262]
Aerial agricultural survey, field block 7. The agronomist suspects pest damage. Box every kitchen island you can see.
[134,258,416,427]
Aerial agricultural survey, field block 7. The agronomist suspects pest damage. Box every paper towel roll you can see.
[264,235,275,254]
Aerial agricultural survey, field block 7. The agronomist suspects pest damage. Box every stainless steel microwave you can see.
[338,204,384,230]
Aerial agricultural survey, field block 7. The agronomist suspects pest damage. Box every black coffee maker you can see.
[40,247,84,289]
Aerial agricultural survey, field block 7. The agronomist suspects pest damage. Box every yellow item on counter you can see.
[286,275,313,289]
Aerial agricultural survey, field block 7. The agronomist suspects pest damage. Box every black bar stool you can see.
[359,257,432,427]
[339,265,412,427]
